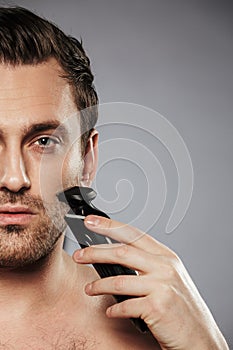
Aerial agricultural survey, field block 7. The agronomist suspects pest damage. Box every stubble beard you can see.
[0,191,67,269]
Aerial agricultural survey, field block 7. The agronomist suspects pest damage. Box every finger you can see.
[84,215,174,256]
[106,296,148,320]
[85,275,151,297]
[73,244,158,273]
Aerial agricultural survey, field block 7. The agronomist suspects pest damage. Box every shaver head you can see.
[57,186,109,218]
[57,186,97,208]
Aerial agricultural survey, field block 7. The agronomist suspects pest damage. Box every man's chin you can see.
[0,254,48,271]
[0,241,60,270]
[0,246,57,271]
[0,222,64,270]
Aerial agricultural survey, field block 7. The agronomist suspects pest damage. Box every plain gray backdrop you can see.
[1,0,232,346]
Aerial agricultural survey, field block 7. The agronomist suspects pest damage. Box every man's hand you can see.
[73,215,229,350]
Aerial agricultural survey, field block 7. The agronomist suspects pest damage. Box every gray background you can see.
[1,0,232,346]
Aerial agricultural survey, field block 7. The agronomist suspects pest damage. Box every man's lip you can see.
[0,205,36,214]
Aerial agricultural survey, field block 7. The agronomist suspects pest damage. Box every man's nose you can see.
[0,147,31,193]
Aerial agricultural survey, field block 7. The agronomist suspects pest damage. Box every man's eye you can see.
[35,137,59,148]
[30,135,63,154]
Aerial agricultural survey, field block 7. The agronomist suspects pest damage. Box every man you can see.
[0,6,228,349]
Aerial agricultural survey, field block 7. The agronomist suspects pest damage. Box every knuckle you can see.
[113,275,126,292]
[148,295,161,316]
[168,250,181,264]
[166,264,178,280]
[164,253,182,280]
[119,301,128,315]
[103,218,113,230]
[115,244,128,258]
[149,285,175,319]
[85,246,95,259]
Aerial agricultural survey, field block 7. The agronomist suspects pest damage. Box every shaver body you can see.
[57,186,148,333]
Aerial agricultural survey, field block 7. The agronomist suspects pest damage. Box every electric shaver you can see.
[57,186,148,333]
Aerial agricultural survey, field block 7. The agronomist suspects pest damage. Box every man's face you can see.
[0,58,84,268]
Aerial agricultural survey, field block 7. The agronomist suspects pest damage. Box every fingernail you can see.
[85,215,100,226]
[106,306,113,317]
[74,249,84,261]
[85,283,92,295]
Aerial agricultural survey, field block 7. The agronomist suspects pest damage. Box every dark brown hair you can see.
[0,6,98,156]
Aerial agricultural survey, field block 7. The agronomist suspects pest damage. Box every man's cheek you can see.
[38,157,65,201]
[61,153,84,189]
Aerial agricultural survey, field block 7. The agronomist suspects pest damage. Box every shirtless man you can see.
[0,7,229,350]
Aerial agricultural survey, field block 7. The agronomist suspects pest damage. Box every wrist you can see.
[189,330,229,350]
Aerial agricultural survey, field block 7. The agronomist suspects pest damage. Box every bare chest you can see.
[0,330,99,350]
[0,316,101,350]
[0,323,159,350]
[0,329,161,350]
[0,295,159,350]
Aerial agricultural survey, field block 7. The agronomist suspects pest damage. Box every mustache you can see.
[0,191,47,211]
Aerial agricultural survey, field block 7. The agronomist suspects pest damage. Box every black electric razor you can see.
[57,186,148,333]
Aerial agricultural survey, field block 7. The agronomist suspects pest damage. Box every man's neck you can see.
[0,236,75,320]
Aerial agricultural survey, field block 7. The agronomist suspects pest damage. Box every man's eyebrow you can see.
[22,121,69,139]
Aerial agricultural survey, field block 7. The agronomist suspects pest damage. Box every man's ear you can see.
[80,129,99,187]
